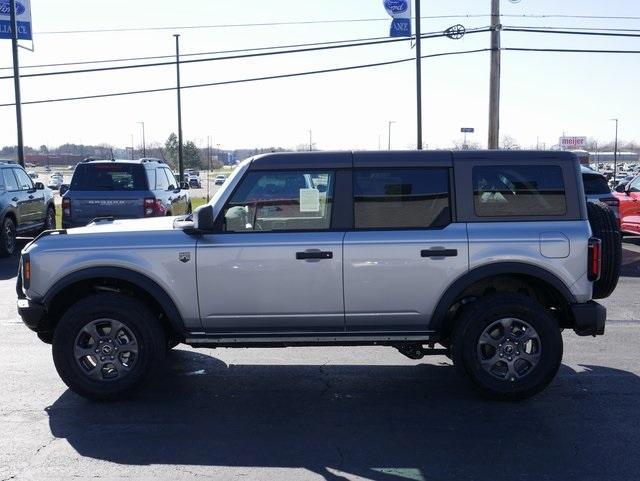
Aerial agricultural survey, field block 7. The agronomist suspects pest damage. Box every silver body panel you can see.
[343,224,469,331]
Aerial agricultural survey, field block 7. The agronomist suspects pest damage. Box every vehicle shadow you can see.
[0,239,29,281]
[46,350,640,480]
[621,241,640,278]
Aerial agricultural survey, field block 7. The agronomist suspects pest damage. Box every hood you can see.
[67,215,180,235]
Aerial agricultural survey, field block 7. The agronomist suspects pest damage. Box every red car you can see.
[614,176,640,234]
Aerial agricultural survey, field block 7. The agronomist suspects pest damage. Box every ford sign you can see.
[0,1,26,16]
[384,0,408,16]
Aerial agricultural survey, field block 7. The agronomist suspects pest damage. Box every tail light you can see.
[144,198,164,217]
[588,237,602,282]
[62,198,71,218]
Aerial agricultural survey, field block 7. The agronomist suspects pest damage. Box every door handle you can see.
[12,197,18,202]
[296,251,333,260]
[421,249,458,258]
[29,195,34,199]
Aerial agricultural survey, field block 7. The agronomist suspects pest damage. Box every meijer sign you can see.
[559,136,587,149]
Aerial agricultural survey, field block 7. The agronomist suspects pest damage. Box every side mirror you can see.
[180,181,190,190]
[35,182,45,190]
[193,204,216,231]
[60,184,69,195]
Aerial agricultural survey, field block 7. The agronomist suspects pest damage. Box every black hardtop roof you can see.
[79,158,165,166]
[248,150,578,170]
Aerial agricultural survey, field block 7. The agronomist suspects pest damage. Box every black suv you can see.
[61,158,192,228]
[0,162,56,257]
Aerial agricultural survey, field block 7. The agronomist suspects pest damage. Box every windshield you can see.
[70,163,148,191]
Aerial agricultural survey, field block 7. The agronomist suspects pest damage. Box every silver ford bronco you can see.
[17,151,619,401]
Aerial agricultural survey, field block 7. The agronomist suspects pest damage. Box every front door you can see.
[13,168,44,227]
[343,166,469,333]
[619,176,640,233]
[197,169,344,333]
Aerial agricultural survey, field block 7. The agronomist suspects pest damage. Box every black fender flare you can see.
[429,262,576,333]
[42,266,185,333]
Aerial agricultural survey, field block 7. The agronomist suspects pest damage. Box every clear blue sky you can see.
[0,0,638,151]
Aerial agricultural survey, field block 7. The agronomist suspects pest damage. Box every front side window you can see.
[628,176,640,193]
[2,169,19,191]
[13,169,34,191]
[473,165,566,217]
[354,168,451,229]
[164,169,177,189]
[222,170,334,232]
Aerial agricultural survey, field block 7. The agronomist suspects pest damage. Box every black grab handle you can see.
[421,249,458,258]
[296,251,333,260]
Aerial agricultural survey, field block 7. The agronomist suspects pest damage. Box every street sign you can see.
[559,136,587,149]
[0,0,32,40]
[383,0,412,38]
[461,128,475,133]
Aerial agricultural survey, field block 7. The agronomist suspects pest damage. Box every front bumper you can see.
[572,301,606,337]
[17,298,48,332]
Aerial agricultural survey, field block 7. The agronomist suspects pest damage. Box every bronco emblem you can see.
[179,252,191,263]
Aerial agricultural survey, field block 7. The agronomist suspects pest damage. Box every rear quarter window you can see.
[70,164,148,191]
[473,165,567,217]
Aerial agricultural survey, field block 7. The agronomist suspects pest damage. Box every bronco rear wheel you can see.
[587,201,621,299]
[52,293,166,401]
[452,293,563,400]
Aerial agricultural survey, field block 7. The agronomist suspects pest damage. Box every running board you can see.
[185,332,435,348]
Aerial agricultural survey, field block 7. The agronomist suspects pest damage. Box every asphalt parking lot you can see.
[1,241,639,481]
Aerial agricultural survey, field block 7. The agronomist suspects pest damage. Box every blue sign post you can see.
[0,0,32,40]
[2,0,31,167]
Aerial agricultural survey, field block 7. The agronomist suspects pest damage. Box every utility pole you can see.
[488,0,501,149]
[207,135,211,202]
[308,130,313,151]
[130,135,134,160]
[138,121,146,157]
[10,0,24,167]
[415,0,423,150]
[612,118,619,181]
[174,34,184,183]
[388,121,396,150]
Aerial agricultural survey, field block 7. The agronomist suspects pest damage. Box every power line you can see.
[503,27,640,38]
[504,47,640,54]
[33,13,640,35]
[505,25,640,33]
[0,34,396,71]
[0,28,491,81]
[0,48,491,108]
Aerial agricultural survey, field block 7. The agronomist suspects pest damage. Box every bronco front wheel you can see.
[52,293,166,401]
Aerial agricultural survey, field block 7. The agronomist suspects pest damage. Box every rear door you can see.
[343,152,469,333]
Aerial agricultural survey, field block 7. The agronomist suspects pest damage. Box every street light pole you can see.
[488,0,501,149]
[138,122,146,157]
[308,130,313,151]
[612,118,619,181]
[9,0,24,167]
[387,121,396,150]
[174,34,184,183]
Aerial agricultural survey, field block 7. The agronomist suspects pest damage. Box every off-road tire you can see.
[52,293,166,401]
[40,206,56,233]
[451,293,563,400]
[0,216,17,257]
[587,201,621,299]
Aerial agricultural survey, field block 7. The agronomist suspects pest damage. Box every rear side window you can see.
[354,169,451,229]
[582,174,611,195]
[155,168,170,190]
[70,163,148,191]
[473,165,566,217]
[2,169,19,191]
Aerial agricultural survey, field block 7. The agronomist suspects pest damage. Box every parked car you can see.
[581,166,619,223]
[60,158,191,228]
[17,150,620,401]
[47,177,63,191]
[0,162,56,256]
[187,174,201,189]
[614,174,640,235]
[214,174,227,186]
